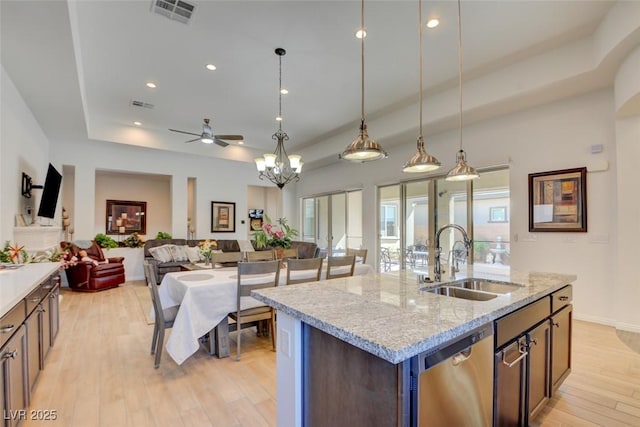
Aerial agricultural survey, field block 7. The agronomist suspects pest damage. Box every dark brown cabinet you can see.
[1,325,28,427]
[494,285,572,426]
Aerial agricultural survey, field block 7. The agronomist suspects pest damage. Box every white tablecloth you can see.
[158,262,374,365]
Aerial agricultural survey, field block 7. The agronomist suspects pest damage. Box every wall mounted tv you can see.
[36,163,62,219]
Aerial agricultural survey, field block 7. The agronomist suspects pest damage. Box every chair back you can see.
[143,261,164,324]
[246,250,275,261]
[286,257,323,285]
[281,248,298,260]
[237,260,281,300]
[326,255,356,280]
[212,252,243,265]
[346,248,368,264]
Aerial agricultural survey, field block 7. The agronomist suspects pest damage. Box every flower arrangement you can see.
[198,239,217,261]
[0,241,30,264]
[252,216,298,249]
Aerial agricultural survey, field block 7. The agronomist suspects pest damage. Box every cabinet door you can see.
[2,325,28,427]
[48,285,60,346]
[527,320,550,423]
[40,302,51,369]
[551,305,572,393]
[25,309,41,394]
[494,337,527,427]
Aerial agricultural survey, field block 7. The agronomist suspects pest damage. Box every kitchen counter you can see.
[0,262,60,317]
[252,268,576,364]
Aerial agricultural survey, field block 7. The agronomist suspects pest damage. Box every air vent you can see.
[131,100,154,109]
[151,0,195,24]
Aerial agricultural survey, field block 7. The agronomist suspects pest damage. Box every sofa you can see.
[61,241,126,292]
[145,239,319,283]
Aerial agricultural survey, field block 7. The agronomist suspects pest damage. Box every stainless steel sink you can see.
[448,279,523,294]
[426,286,498,301]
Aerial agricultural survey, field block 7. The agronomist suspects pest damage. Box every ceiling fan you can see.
[169,118,243,147]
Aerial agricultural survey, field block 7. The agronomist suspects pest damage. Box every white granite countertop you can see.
[0,263,60,317]
[252,268,576,364]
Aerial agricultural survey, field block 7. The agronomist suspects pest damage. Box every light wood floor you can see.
[23,281,640,426]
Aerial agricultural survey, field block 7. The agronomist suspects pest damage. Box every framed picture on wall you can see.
[106,200,147,235]
[211,201,236,232]
[528,167,587,232]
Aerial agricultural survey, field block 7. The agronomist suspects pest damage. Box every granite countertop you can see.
[0,263,60,317]
[252,267,576,364]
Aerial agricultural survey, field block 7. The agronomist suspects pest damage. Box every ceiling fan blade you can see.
[213,138,230,147]
[184,138,201,143]
[169,128,201,137]
[214,135,244,141]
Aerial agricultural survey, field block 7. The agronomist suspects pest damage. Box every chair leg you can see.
[154,327,165,368]
[236,314,242,361]
[151,323,159,355]
[270,310,276,351]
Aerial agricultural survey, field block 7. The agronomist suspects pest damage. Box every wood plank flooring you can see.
[22,280,640,426]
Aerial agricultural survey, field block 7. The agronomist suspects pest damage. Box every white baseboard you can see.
[573,313,640,333]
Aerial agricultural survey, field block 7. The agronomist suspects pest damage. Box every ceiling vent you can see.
[131,100,154,109]
[151,0,195,24]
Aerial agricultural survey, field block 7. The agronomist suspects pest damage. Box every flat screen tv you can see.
[37,163,62,219]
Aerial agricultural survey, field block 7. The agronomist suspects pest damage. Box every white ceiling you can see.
[0,0,623,169]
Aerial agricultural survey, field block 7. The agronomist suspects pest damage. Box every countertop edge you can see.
[0,263,60,317]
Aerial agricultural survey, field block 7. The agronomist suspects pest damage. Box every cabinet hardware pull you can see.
[530,338,538,346]
[553,322,560,328]
[0,324,16,333]
[559,296,569,301]
[31,297,41,302]
[2,349,18,359]
[502,347,528,368]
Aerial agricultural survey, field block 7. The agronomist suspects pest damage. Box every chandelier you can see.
[255,48,303,189]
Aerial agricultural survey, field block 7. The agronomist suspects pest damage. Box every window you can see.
[380,204,398,238]
[489,206,507,223]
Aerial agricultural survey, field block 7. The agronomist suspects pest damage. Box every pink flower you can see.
[274,230,284,239]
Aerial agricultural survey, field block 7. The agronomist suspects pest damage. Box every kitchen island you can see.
[252,268,576,426]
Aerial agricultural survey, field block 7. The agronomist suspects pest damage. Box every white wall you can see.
[297,89,620,327]
[0,66,52,242]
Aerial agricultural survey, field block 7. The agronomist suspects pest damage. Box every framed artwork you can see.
[528,167,587,232]
[211,201,236,232]
[106,200,146,235]
[249,209,264,231]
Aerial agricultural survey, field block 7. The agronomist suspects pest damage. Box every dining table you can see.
[157,261,374,365]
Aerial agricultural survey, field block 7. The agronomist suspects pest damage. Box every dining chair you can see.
[212,252,243,265]
[246,250,275,261]
[286,257,323,285]
[326,255,356,280]
[346,248,368,264]
[228,260,281,360]
[143,261,178,368]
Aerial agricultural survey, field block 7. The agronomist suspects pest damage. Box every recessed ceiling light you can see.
[355,29,367,39]
[426,18,440,29]
[280,88,288,94]
[205,64,217,71]
[133,121,142,126]
[146,82,157,88]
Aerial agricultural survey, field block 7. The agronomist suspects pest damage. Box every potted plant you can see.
[94,233,118,249]
[252,216,298,258]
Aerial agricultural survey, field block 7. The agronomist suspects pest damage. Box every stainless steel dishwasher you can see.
[410,324,494,426]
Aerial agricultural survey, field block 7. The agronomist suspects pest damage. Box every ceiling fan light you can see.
[264,153,277,168]
[201,137,214,144]
[445,149,479,181]
[341,122,388,161]
[255,158,266,172]
[403,137,441,173]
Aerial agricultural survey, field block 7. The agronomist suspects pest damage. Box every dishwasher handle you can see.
[501,345,528,368]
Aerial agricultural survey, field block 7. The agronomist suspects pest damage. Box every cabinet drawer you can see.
[495,298,551,349]
[1,300,26,348]
[25,287,45,315]
[551,285,572,314]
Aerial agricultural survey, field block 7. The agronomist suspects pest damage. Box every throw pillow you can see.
[148,244,174,263]
[170,245,189,262]
[185,246,202,263]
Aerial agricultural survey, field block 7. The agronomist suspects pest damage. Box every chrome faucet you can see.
[434,224,472,282]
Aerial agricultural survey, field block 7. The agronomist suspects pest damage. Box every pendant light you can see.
[446,0,479,181]
[402,0,441,173]
[340,0,388,162]
[255,48,303,189]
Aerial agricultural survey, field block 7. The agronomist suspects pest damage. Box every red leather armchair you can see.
[62,241,125,292]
